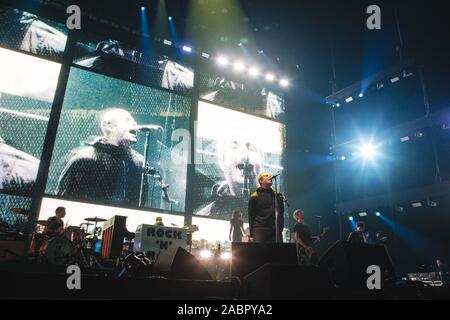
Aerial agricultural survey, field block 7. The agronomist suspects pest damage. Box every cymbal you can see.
[36,220,50,226]
[10,208,32,215]
[85,217,107,223]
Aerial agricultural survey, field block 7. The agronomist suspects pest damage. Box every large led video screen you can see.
[0,47,61,195]
[73,32,194,95]
[45,67,190,213]
[193,101,286,221]
[0,193,32,233]
[0,5,67,61]
[199,72,285,121]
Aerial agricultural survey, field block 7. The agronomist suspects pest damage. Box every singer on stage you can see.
[248,172,284,243]
[56,108,150,206]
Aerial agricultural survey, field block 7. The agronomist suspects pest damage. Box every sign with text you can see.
[134,224,188,254]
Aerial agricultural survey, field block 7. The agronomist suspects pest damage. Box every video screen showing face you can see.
[74,32,194,94]
[39,197,185,234]
[0,5,67,61]
[199,73,285,121]
[193,101,286,221]
[45,67,191,213]
[0,47,61,195]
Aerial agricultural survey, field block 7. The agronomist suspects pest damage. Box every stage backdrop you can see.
[0,5,287,246]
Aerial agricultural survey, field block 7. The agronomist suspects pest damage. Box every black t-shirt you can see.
[294,223,312,246]
[47,216,63,231]
[347,231,366,244]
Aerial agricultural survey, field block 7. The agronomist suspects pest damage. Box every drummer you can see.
[44,206,66,237]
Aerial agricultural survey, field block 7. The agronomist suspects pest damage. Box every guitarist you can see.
[293,209,324,266]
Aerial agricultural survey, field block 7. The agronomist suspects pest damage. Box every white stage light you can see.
[280,78,289,87]
[249,67,260,77]
[265,73,275,82]
[233,61,245,72]
[217,56,229,66]
[200,250,212,258]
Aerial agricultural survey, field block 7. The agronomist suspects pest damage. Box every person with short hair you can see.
[247,172,284,243]
[347,221,367,244]
[56,108,149,206]
[44,206,66,237]
[293,209,317,265]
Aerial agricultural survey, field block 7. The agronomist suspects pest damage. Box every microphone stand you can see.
[139,132,151,207]
[272,174,281,243]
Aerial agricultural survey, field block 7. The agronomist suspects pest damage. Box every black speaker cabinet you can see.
[232,242,297,278]
[243,263,333,299]
[318,241,396,290]
[154,247,212,280]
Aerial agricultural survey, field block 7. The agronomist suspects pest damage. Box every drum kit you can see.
[2,208,108,267]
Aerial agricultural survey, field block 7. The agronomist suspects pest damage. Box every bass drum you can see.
[46,236,75,265]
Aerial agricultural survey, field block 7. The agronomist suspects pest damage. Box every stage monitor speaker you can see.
[318,240,396,290]
[244,263,333,299]
[231,242,297,278]
[154,247,212,280]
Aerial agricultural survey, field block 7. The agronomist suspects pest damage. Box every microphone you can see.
[137,125,163,132]
[270,174,280,179]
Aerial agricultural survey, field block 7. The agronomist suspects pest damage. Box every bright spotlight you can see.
[336,103,340,107]
[280,79,290,87]
[348,216,354,221]
[359,93,364,98]
[340,156,346,161]
[201,52,210,59]
[345,96,353,103]
[182,46,192,53]
[200,250,212,259]
[358,143,377,159]
[375,212,381,216]
[233,61,245,72]
[221,252,231,260]
[249,67,260,77]
[163,40,172,46]
[141,6,145,11]
[217,56,229,67]
[359,212,368,217]
[265,73,275,82]
[168,16,173,21]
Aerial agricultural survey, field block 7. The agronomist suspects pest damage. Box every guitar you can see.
[299,227,330,265]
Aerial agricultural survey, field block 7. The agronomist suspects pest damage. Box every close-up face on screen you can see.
[45,67,191,213]
[193,101,286,221]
